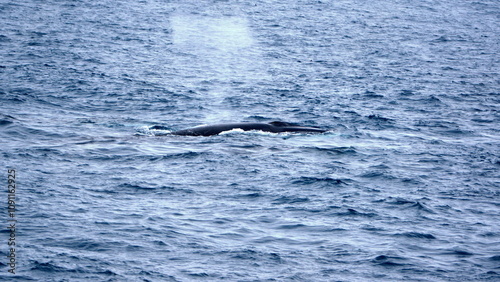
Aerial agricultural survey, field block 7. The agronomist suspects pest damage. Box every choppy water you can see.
[1,0,499,281]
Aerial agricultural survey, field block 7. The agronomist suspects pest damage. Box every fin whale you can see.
[152,121,326,136]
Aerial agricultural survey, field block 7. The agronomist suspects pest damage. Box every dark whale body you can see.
[158,121,326,136]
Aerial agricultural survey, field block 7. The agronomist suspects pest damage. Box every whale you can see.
[150,121,326,136]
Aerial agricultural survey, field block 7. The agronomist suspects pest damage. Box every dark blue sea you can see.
[1,0,499,281]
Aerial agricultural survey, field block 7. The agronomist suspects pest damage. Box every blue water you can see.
[1,0,499,281]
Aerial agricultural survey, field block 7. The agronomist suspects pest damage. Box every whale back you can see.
[171,123,274,136]
[168,122,326,136]
[269,121,325,133]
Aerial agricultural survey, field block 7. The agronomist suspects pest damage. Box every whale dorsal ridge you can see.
[269,121,293,127]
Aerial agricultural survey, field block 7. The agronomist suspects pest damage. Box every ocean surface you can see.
[1,0,499,281]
